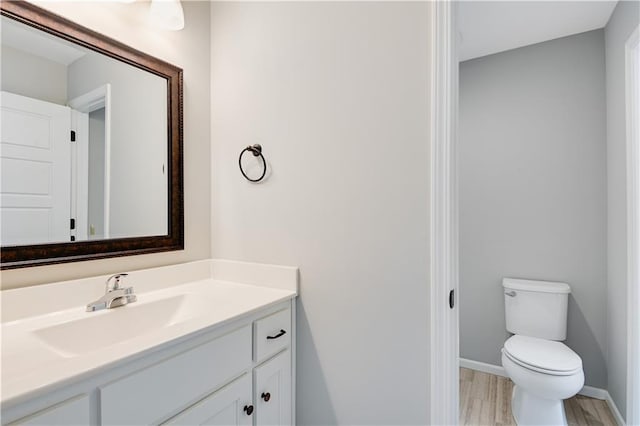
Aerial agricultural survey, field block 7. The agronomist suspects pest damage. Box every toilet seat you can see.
[503,335,582,376]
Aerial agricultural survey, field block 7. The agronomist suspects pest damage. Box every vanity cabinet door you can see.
[254,350,292,426]
[163,374,253,426]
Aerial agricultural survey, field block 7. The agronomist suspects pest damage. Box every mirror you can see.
[0,1,183,269]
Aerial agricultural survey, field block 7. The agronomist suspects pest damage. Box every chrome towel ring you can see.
[239,144,267,183]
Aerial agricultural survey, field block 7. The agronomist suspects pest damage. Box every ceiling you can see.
[1,16,87,66]
[458,1,618,62]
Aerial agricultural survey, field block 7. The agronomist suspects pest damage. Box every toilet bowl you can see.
[501,278,584,425]
[501,335,584,425]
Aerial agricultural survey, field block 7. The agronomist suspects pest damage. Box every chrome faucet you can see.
[86,273,137,312]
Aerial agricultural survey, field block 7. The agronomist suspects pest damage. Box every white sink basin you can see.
[32,294,202,357]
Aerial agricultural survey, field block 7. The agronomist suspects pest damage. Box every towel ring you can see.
[239,144,267,183]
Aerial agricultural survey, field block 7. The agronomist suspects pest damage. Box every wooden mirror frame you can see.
[0,1,184,269]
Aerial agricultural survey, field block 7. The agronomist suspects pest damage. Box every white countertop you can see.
[0,260,298,407]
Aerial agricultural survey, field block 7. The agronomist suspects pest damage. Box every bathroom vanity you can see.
[0,260,298,425]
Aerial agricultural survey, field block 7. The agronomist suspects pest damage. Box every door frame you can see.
[431,9,640,425]
[626,24,640,426]
[68,84,112,239]
[70,109,89,241]
[429,0,459,424]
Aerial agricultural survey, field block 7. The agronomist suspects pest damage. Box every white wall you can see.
[0,45,67,105]
[1,1,211,289]
[605,0,640,419]
[68,51,168,238]
[210,3,430,424]
[459,30,608,388]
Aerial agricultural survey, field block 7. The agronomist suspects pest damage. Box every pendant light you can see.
[149,0,184,31]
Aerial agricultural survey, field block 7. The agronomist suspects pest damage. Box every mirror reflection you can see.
[1,16,168,246]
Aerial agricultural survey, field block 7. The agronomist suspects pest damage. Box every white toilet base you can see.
[512,385,567,425]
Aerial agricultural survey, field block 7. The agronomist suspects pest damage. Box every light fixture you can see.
[149,0,184,31]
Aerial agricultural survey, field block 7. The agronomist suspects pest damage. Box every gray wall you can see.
[210,3,430,424]
[2,1,211,289]
[605,0,640,418]
[0,45,67,105]
[459,30,608,388]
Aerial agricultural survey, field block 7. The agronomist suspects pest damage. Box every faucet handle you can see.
[105,273,129,292]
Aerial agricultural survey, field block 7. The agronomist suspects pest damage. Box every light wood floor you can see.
[459,368,617,426]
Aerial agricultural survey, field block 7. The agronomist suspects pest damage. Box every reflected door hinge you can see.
[70,130,76,142]
[70,218,76,241]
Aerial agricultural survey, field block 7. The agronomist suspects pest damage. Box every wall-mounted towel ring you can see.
[239,144,267,183]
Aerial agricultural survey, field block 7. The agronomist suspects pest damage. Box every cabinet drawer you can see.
[253,308,291,363]
[100,325,252,425]
[163,374,252,426]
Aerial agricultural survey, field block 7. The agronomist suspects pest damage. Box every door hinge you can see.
[70,218,76,230]
[70,236,76,242]
[70,130,76,142]
[449,289,455,309]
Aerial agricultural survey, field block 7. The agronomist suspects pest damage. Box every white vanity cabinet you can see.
[2,301,295,426]
[253,308,293,426]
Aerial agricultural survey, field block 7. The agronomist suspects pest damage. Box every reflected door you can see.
[0,91,71,245]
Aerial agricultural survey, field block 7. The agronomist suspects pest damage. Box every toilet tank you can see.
[503,278,571,341]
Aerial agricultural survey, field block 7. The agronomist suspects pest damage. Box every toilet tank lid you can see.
[502,278,570,294]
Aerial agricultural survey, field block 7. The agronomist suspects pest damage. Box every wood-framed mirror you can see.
[0,1,184,269]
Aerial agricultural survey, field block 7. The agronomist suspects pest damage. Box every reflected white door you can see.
[0,91,71,245]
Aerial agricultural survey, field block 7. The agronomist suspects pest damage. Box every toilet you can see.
[501,278,584,425]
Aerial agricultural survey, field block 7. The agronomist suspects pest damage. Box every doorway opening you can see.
[430,2,639,425]
[68,83,112,240]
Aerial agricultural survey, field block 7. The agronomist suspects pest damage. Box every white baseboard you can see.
[460,358,509,378]
[459,357,626,423]
[580,385,609,400]
[605,393,625,426]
